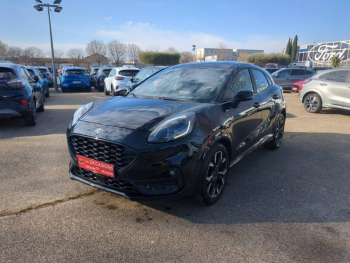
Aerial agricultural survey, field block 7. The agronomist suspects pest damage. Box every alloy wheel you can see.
[305,96,318,111]
[206,151,228,198]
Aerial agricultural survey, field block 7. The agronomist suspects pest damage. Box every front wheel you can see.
[198,143,229,205]
[265,114,285,150]
[304,93,322,113]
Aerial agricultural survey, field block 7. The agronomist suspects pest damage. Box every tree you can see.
[107,40,126,66]
[247,53,290,67]
[127,43,141,64]
[147,45,160,52]
[180,51,194,63]
[216,42,229,61]
[237,53,248,62]
[85,40,107,66]
[54,49,64,60]
[138,51,180,65]
[23,46,44,65]
[0,41,7,60]
[332,56,341,68]
[6,46,22,63]
[285,38,292,57]
[67,48,85,66]
[291,35,298,62]
[165,46,178,53]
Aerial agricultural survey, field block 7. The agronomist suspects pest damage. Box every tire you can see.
[104,86,110,96]
[24,100,36,126]
[87,88,92,92]
[265,114,285,150]
[198,143,229,205]
[37,96,45,112]
[61,89,66,93]
[45,86,50,97]
[304,93,322,113]
[111,85,115,96]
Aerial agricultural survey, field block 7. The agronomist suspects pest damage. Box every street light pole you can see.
[33,1,62,93]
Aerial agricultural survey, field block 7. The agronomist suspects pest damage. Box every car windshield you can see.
[66,69,85,75]
[132,66,232,102]
[119,70,139,77]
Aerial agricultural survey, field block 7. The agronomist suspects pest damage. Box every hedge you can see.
[247,53,291,67]
[138,51,180,66]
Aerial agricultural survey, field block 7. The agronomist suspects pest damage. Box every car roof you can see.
[0,63,22,69]
[64,67,85,70]
[313,68,350,78]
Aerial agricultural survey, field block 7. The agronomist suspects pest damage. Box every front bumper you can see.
[67,121,205,199]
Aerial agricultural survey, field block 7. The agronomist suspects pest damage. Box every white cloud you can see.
[97,22,285,53]
[103,16,113,21]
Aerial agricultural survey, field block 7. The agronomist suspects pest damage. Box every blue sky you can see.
[1,0,349,54]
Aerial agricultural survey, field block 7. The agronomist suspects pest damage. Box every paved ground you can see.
[1,91,350,262]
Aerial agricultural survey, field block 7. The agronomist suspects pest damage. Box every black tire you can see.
[45,86,50,97]
[304,93,322,113]
[61,89,66,93]
[198,143,229,205]
[265,114,285,150]
[111,85,115,96]
[37,96,45,112]
[24,100,36,126]
[104,86,110,96]
[87,88,92,92]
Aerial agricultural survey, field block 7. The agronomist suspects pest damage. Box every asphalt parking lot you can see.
[1,90,350,262]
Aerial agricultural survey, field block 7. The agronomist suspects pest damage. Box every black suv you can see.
[0,64,45,126]
[95,67,112,92]
[67,62,286,204]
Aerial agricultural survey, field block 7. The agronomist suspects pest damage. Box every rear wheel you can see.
[45,86,50,97]
[265,114,285,150]
[37,96,45,112]
[198,143,229,205]
[111,85,115,96]
[24,100,37,126]
[304,93,322,113]
[104,86,110,96]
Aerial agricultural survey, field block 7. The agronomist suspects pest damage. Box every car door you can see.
[20,67,40,102]
[273,69,291,88]
[320,70,349,107]
[106,69,115,91]
[289,69,306,87]
[224,68,263,159]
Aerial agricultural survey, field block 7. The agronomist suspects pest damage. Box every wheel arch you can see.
[301,90,323,103]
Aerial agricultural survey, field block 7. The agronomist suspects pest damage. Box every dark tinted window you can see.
[0,68,17,82]
[119,70,139,77]
[39,68,48,74]
[228,69,254,97]
[26,69,35,77]
[305,70,314,75]
[325,71,349,83]
[274,69,290,77]
[66,69,85,75]
[102,69,111,75]
[251,69,269,92]
[291,69,305,76]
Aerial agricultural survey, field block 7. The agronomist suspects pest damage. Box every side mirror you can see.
[130,76,134,83]
[235,90,254,101]
[33,75,39,83]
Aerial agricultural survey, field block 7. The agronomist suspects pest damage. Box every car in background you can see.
[47,66,53,74]
[38,66,54,87]
[271,68,315,91]
[125,66,167,91]
[95,67,111,91]
[25,66,50,98]
[265,63,279,69]
[300,68,350,113]
[264,68,279,74]
[0,64,45,126]
[90,67,99,88]
[60,67,91,93]
[291,79,307,93]
[312,67,332,71]
[67,62,286,204]
[104,66,140,95]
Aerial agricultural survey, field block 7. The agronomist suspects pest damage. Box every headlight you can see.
[71,102,94,126]
[147,112,195,143]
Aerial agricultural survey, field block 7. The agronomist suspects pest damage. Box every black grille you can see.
[73,166,136,193]
[70,135,137,170]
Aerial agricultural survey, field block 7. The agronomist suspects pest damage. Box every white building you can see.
[197,47,264,62]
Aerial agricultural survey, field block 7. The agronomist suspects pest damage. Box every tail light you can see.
[6,79,25,89]
[20,99,28,107]
[116,86,119,90]
[62,74,68,77]
[100,80,103,83]
[115,76,124,80]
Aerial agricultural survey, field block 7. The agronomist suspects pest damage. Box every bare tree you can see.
[0,41,7,60]
[107,40,127,66]
[237,53,248,62]
[23,46,44,65]
[165,46,178,53]
[216,42,230,61]
[180,51,194,63]
[85,40,107,66]
[6,46,22,63]
[67,48,85,66]
[147,45,160,52]
[54,49,64,61]
[127,43,141,64]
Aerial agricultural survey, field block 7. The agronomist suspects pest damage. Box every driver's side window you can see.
[227,69,253,98]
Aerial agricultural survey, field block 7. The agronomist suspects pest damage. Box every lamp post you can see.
[33,0,63,93]
[192,45,196,62]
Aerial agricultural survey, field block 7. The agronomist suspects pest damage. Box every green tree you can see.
[246,53,290,67]
[285,38,292,57]
[291,35,298,62]
[138,51,180,65]
[331,56,341,68]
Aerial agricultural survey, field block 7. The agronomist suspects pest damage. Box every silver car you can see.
[300,68,350,113]
[271,68,315,91]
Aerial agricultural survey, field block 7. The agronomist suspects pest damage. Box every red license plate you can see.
[76,155,115,178]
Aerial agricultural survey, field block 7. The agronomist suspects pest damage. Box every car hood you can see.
[80,97,206,131]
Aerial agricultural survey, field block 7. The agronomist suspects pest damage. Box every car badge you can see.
[94,128,104,134]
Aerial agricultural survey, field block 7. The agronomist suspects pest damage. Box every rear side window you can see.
[102,69,111,75]
[276,69,290,77]
[305,70,314,75]
[27,69,36,77]
[291,69,305,76]
[39,69,48,74]
[66,69,85,75]
[227,69,254,98]
[251,69,269,92]
[324,71,349,83]
[20,68,31,82]
[0,68,17,82]
[118,70,139,77]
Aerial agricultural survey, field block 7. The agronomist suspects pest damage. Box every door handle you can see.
[253,102,260,108]
[320,83,327,86]
[273,94,279,100]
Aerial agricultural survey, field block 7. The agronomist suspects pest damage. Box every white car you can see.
[104,66,140,96]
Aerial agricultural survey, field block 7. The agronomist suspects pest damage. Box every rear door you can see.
[320,70,349,107]
[289,69,306,87]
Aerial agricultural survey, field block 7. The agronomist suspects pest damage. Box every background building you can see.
[196,47,264,62]
[297,40,350,67]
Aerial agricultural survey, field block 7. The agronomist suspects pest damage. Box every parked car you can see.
[265,63,279,69]
[271,68,315,91]
[59,67,91,92]
[291,79,307,93]
[104,66,140,95]
[25,66,50,97]
[0,63,45,126]
[90,67,99,88]
[47,66,53,74]
[264,68,279,74]
[37,66,54,87]
[67,62,286,204]
[125,66,167,90]
[300,68,350,113]
[95,67,112,92]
